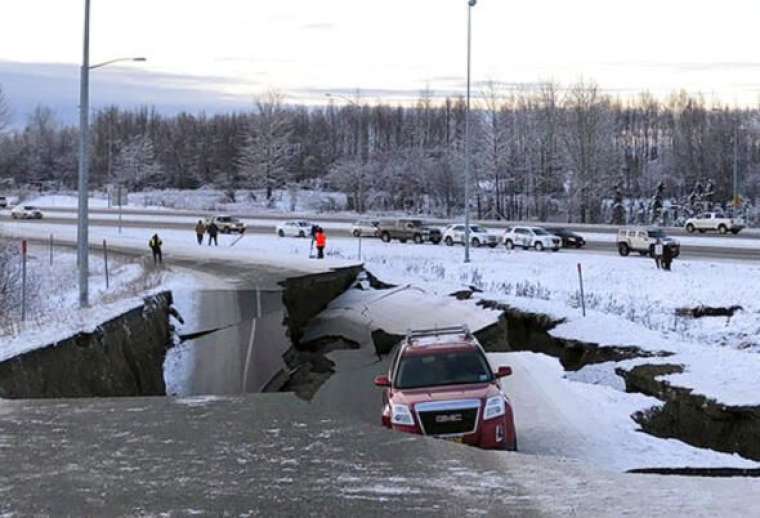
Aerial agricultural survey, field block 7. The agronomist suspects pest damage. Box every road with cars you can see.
[2,207,759,261]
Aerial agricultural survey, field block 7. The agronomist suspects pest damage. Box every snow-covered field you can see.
[0,241,212,363]
[20,189,350,214]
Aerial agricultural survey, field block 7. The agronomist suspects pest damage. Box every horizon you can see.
[4,0,760,126]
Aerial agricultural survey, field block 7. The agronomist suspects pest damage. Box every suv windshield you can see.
[647,230,666,238]
[395,351,493,389]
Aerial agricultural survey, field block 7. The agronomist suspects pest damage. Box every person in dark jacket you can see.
[207,221,219,246]
[149,234,163,264]
[315,227,327,259]
[195,220,206,245]
[662,243,673,271]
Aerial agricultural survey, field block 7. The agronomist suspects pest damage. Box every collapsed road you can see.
[2,256,760,515]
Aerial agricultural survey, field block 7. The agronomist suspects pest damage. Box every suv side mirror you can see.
[495,366,512,378]
[374,375,391,387]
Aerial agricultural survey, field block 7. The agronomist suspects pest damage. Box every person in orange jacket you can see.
[315,227,327,259]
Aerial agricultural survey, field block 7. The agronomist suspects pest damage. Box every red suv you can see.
[374,326,517,450]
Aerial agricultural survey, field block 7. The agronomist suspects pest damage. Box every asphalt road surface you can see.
[30,204,760,237]
[3,211,759,261]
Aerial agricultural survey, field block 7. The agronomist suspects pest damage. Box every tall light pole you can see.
[464,0,476,264]
[77,0,145,307]
[77,0,92,308]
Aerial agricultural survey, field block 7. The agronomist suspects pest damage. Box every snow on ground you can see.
[21,189,350,214]
[0,235,222,363]
[308,280,758,470]
[0,221,361,277]
[3,218,758,406]
[495,351,757,471]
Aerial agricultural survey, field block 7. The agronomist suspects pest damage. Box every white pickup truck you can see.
[684,212,745,235]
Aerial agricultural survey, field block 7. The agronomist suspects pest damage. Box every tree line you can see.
[1,81,759,222]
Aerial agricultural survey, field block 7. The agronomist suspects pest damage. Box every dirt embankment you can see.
[617,364,760,462]
[0,292,174,398]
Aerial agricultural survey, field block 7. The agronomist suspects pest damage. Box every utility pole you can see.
[464,0,476,264]
[733,125,739,209]
[77,0,91,308]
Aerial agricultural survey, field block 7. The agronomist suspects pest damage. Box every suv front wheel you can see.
[380,232,391,243]
[445,236,454,246]
[686,223,695,233]
[534,241,544,251]
[504,239,514,250]
[618,242,630,256]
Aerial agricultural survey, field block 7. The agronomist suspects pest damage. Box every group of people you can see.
[148,221,329,265]
[195,220,220,246]
[653,239,675,271]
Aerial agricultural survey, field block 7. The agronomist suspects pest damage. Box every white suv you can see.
[617,227,680,257]
[685,212,745,235]
[11,205,43,219]
[204,215,246,234]
[502,226,561,251]
[442,224,499,248]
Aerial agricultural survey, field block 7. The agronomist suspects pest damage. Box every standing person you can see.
[149,233,163,265]
[309,223,318,258]
[653,238,663,269]
[207,221,219,246]
[195,219,206,245]
[662,243,673,271]
[315,227,327,259]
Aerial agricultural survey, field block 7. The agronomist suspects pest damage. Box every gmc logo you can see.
[435,413,463,423]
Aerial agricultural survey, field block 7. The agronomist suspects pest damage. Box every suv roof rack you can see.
[405,325,472,343]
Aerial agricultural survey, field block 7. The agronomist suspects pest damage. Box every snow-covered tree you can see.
[238,91,295,199]
[0,84,10,133]
[113,134,163,190]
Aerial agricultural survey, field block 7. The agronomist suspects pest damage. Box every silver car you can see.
[351,219,380,238]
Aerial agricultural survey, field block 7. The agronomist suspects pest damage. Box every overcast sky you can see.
[3,0,760,125]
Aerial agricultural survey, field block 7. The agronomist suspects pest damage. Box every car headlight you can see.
[391,404,415,426]
[484,396,506,420]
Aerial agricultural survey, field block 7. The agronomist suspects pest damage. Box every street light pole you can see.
[77,0,91,308]
[77,0,145,307]
[464,0,476,264]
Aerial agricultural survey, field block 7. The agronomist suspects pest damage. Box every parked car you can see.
[204,215,246,234]
[351,219,380,238]
[376,219,442,244]
[276,220,313,238]
[616,227,680,257]
[0,196,7,209]
[442,224,500,248]
[11,205,43,219]
[685,212,745,235]
[374,325,517,450]
[502,226,561,251]
[545,227,586,248]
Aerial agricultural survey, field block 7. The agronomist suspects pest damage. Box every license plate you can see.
[443,437,463,443]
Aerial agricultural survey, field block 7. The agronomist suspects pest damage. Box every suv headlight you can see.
[391,404,415,426]
[484,396,506,420]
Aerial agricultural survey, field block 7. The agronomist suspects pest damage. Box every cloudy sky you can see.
[2,0,760,125]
